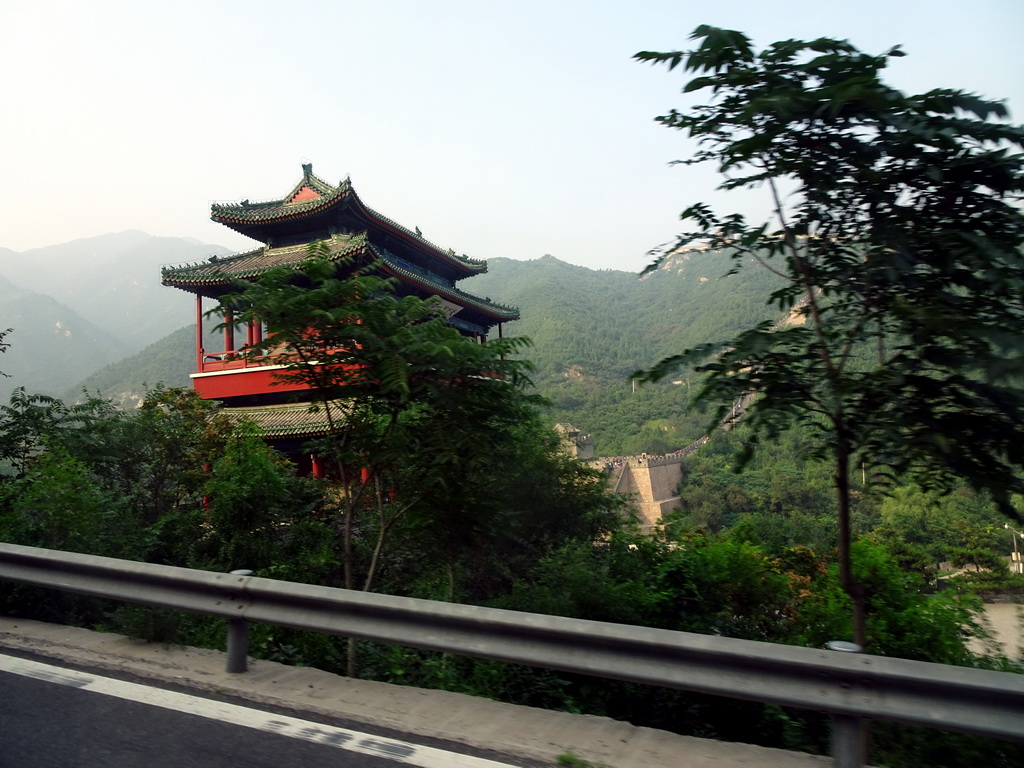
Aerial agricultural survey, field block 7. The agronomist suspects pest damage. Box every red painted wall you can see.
[191,366,313,400]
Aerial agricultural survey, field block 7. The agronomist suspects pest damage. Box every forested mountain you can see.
[466,250,787,453]
[0,231,232,352]
[68,324,198,406]
[0,232,233,398]
[53,241,787,454]
[472,251,782,384]
[0,274,130,396]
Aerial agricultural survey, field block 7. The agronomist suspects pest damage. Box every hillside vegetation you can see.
[0,232,231,398]
[469,250,786,453]
[0,274,130,395]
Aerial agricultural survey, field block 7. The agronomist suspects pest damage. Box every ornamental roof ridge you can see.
[281,164,343,203]
[359,197,488,272]
[210,184,344,216]
[210,165,349,220]
[160,244,265,278]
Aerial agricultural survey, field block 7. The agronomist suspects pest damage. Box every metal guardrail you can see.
[1,542,1022,767]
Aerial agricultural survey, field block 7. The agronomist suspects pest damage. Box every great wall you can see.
[585,393,752,528]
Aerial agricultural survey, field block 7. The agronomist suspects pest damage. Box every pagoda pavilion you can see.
[161,164,519,473]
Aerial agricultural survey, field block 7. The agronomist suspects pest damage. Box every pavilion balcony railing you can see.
[1,542,1021,768]
[199,350,260,372]
[197,347,344,375]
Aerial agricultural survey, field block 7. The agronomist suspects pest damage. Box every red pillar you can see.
[223,309,235,355]
[311,454,325,480]
[195,294,204,372]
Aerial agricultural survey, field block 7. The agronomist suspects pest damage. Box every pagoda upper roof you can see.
[161,233,519,324]
[211,164,486,278]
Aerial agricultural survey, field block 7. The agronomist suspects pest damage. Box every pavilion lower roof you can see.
[162,233,369,285]
[162,233,519,322]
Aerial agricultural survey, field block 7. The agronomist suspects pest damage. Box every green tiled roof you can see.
[161,233,368,287]
[225,400,349,438]
[211,173,348,226]
[355,197,487,274]
[161,233,519,322]
[211,165,486,274]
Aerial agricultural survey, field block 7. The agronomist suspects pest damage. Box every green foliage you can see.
[0,388,110,478]
[556,751,610,768]
[467,251,787,454]
[870,485,1005,569]
[190,436,329,574]
[0,375,1017,764]
[0,327,10,379]
[636,25,1024,644]
[637,24,1024,508]
[0,386,237,560]
[384,408,627,604]
[792,541,989,665]
[0,444,125,554]
[216,245,543,597]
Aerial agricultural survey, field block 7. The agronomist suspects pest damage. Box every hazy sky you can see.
[3,0,1021,272]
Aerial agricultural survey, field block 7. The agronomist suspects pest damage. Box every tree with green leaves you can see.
[634,26,1024,646]
[0,328,10,379]
[218,245,547,672]
[0,388,116,479]
[0,386,240,563]
[219,246,536,593]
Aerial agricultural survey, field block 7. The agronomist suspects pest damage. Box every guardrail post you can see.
[227,618,249,673]
[827,641,866,768]
[226,570,253,673]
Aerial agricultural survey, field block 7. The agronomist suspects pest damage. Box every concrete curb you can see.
[0,616,831,767]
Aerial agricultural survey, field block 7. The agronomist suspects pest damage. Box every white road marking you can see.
[0,654,521,768]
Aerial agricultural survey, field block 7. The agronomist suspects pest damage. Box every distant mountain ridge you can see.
[1,231,232,351]
[0,232,233,397]
[0,274,130,396]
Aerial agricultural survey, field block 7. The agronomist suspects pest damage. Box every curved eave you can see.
[348,191,487,275]
[161,234,370,294]
[377,252,519,322]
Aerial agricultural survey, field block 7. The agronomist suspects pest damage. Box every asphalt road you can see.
[0,656,521,768]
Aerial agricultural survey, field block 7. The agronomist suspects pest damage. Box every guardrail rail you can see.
[1,542,1022,768]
